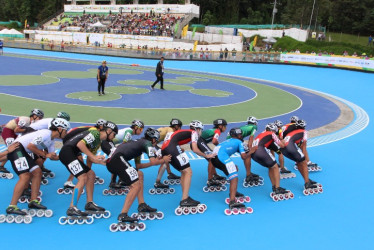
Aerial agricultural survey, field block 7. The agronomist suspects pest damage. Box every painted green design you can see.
[66,91,122,101]
[190,89,233,97]
[0,75,59,86]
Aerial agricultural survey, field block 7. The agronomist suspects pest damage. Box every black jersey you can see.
[63,126,94,144]
[63,130,101,155]
[110,138,156,162]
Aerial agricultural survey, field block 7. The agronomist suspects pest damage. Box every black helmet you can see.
[296,119,307,129]
[229,128,242,138]
[30,109,44,119]
[103,121,118,134]
[213,119,227,127]
[145,127,160,141]
[132,120,144,128]
[170,118,182,127]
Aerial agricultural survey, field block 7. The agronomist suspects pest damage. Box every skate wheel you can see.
[29,209,37,217]
[119,224,127,232]
[198,206,205,214]
[209,186,215,192]
[7,173,14,179]
[156,189,162,194]
[99,179,104,184]
[110,223,119,232]
[273,195,279,202]
[279,194,284,200]
[43,179,49,185]
[239,208,246,215]
[162,188,169,194]
[36,210,44,217]
[175,179,181,185]
[24,215,32,224]
[37,197,42,203]
[67,218,75,225]
[128,224,137,232]
[162,180,168,185]
[224,209,232,216]
[109,189,116,195]
[246,207,254,214]
[309,189,314,195]
[245,196,251,203]
[58,216,67,225]
[232,209,239,215]
[319,188,323,193]
[170,188,175,194]
[57,188,63,194]
[64,189,71,195]
[149,189,155,195]
[290,192,294,199]
[20,197,26,203]
[103,210,111,219]
[6,215,15,223]
[222,186,227,191]
[77,218,84,225]
[117,189,123,195]
[140,214,147,220]
[148,213,155,220]
[313,188,318,193]
[96,213,103,219]
[0,214,6,223]
[170,180,175,185]
[225,198,230,205]
[243,182,249,188]
[85,216,94,224]
[137,222,146,231]
[303,189,309,196]
[15,215,24,224]
[201,204,207,210]
[50,172,55,178]
[215,186,221,192]
[175,207,182,216]
[202,186,209,192]
[238,197,244,203]
[182,208,190,215]
[191,207,197,214]
[156,212,164,220]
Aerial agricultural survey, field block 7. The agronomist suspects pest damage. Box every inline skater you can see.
[106,128,171,226]
[280,120,322,195]
[211,128,253,212]
[273,119,295,177]
[153,118,183,189]
[251,123,294,201]
[6,118,70,217]
[0,109,44,176]
[161,120,215,214]
[59,121,117,220]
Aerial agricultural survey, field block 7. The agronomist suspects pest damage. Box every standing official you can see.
[151,57,165,90]
[97,60,109,96]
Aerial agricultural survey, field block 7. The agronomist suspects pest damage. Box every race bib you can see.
[265,148,276,161]
[164,132,173,142]
[177,152,189,166]
[252,139,259,147]
[126,167,138,181]
[148,147,155,157]
[68,160,84,175]
[284,136,290,143]
[213,146,220,154]
[225,161,237,174]
[84,133,95,144]
[32,136,43,146]
[5,138,15,146]
[155,149,162,157]
[14,157,29,171]
[242,142,249,152]
[124,133,132,142]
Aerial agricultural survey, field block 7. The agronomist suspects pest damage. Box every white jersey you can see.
[15,129,55,153]
[29,118,53,131]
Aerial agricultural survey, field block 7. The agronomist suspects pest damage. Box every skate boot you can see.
[28,200,53,218]
[94,176,104,185]
[270,186,294,201]
[131,203,164,220]
[163,172,181,185]
[303,179,323,196]
[294,162,322,172]
[0,166,13,179]
[203,178,227,192]
[224,200,253,216]
[84,201,111,219]
[212,173,227,185]
[243,173,264,187]
[19,188,42,203]
[57,181,82,195]
[103,181,128,196]
[58,206,93,225]
[225,191,251,204]
[40,166,55,178]
[149,182,175,195]
[0,205,32,224]
[175,197,207,216]
[280,167,296,179]
[109,213,146,232]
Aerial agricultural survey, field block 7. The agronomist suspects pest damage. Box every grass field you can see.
[325,32,369,46]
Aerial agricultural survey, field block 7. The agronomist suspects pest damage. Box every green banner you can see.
[250,41,254,51]
[192,26,197,38]
[174,23,179,34]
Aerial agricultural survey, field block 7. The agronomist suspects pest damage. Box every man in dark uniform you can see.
[150,57,164,90]
[97,61,109,96]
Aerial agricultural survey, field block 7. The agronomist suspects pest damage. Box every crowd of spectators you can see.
[50,12,184,37]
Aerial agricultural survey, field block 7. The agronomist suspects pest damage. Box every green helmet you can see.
[57,111,70,121]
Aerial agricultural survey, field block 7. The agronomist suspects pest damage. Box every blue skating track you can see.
[0,48,373,250]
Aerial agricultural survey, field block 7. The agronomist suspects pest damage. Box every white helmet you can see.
[49,118,71,130]
[265,123,277,132]
[189,120,204,130]
[247,116,258,125]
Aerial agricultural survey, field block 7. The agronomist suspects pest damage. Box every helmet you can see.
[96,118,107,127]
[30,109,44,119]
[145,127,160,141]
[247,116,258,125]
[170,118,182,127]
[296,119,307,129]
[132,120,145,128]
[103,121,118,134]
[189,120,204,130]
[274,120,283,127]
[265,123,277,132]
[49,118,70,130]
[229,128,242,138]
[290,116,299,123]
[213,119,227,127]
[57,111,70,121]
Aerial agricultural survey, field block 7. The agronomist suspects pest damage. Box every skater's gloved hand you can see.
[7,142,20,153]
[93,155,106,165]
[47,152,59,160]
[162,154,172,163]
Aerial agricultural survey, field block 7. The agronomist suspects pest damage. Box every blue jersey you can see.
[215,138,245,161]
[0,41,3,49]
[98,65,108,77]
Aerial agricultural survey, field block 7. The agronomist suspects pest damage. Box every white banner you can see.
[72,32,87,43]
[89,33,105,44]
[280,53,374,70]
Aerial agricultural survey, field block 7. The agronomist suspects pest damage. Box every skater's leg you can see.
[137,171,145,204]
[10,173,31,205]
[244,156,252,176]
[229,177,238,202]
[268,164,280,188]
[67,174,74,182]
[156,164,166,183]
[30,168,42,200]
[297,161,309,183]
[278,153,285,169]
[69,173,87,207]
[180,167,192,200]
[121,180,140,213]
[207,160,215,180]
[85,169,96,203]
[166,164,172,175]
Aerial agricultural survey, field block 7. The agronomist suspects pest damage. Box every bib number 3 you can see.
[177,152,189,166]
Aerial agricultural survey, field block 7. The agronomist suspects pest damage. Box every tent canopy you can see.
[90,21,106,27]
